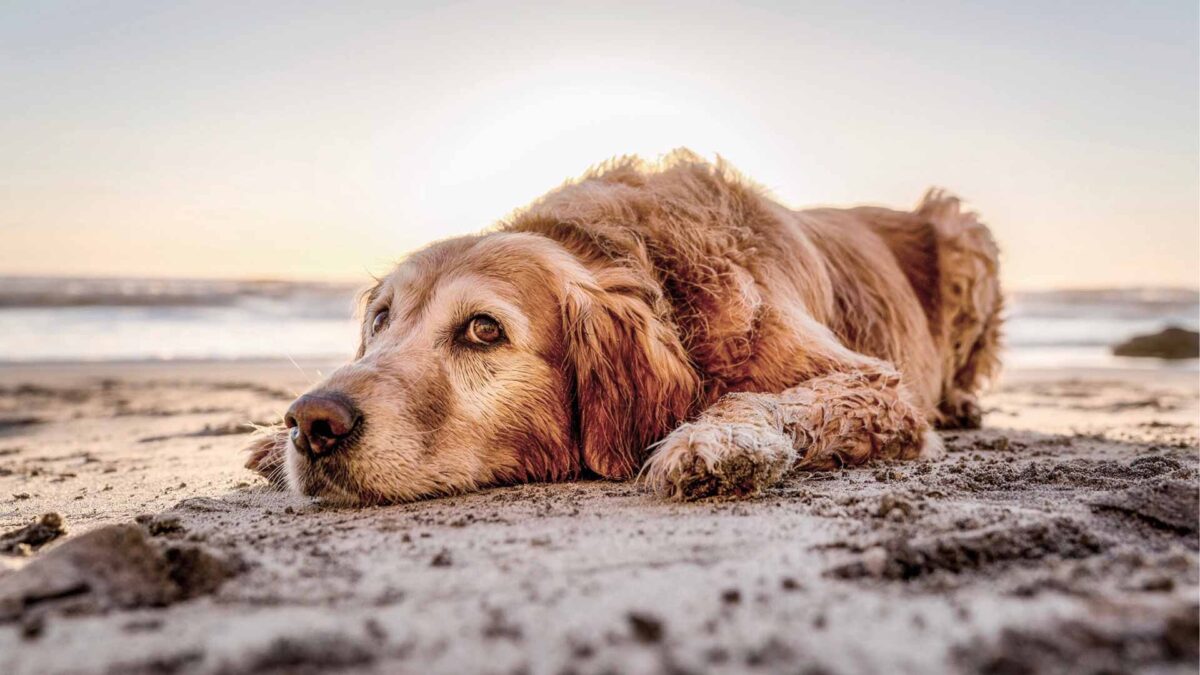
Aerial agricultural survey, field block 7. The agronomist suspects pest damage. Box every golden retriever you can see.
[246,150,1002,504]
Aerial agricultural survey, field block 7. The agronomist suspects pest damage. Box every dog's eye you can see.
[371,310,390,336]
[464,315,503,345]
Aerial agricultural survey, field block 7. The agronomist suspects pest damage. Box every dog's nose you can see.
[284,392,361,457]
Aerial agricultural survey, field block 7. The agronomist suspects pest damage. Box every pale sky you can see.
[1,1,1196,290]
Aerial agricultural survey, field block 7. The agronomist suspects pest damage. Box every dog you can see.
[246,150,1002,504]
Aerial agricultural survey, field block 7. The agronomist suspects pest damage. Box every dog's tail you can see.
[917,189,1003,429]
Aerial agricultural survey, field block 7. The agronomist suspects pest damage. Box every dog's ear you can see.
[354,279,385,360]
[562,269,699,479]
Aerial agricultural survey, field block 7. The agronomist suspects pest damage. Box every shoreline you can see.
[1,356,1196,384]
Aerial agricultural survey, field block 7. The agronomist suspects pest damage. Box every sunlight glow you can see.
[0,1,1196,289]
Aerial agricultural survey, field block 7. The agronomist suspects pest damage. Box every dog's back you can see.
[794,205,945,412]
[837,194,1003,428]
[516,153,1002,427]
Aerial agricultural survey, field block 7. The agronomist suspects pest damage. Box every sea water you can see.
[0,277,1195,370]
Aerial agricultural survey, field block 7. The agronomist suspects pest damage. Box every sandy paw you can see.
[643,422,795,500]
[917,431,946,461]
[938,396,982,430]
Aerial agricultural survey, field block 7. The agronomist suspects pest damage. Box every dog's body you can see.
[249,152,1002,503]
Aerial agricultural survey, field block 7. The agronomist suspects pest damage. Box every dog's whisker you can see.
[285,352,320,387]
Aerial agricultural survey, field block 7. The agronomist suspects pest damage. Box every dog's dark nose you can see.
[284,392,361,457]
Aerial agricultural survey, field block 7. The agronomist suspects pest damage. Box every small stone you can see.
[1,513,67,555]
[20,614,44,640]
[147,516,185,536]
[430,549,452,567]
[862,546,890,578]
[1136,575,1175,592]
[627,612,664,644]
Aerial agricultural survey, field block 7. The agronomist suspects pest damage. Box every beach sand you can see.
[0,360,1196,674]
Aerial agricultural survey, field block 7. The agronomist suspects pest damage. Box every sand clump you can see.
[1091,479,1199,535]
[221,633,378,675]
[936,453,1191,493]
[955,601,1199,674]
[830,518,1107,580]
[0,522,239,625]
[0,513,66,555]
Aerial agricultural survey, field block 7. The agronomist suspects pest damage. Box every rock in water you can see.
[1113,327,1200,359]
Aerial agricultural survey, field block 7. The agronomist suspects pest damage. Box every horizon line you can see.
[0,272,1196,296]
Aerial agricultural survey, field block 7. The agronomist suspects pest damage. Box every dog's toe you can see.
[937,397,983,430]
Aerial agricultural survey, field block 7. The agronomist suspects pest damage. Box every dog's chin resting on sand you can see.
[246,150,1003,505]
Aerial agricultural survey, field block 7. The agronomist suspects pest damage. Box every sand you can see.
[0,359,1196,674]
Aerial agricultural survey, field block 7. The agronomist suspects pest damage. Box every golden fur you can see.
[247,150,1002,503]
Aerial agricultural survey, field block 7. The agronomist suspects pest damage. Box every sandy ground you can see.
[0,359,1196,675]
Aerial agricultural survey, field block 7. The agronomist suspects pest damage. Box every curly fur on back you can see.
[509,150,1001,436]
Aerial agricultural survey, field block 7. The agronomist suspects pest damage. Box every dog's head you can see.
[272,232,698,504]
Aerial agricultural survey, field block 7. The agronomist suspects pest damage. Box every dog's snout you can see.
[285,392,361,457]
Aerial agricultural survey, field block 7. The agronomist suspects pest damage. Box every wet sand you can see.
[0,360,1196,674]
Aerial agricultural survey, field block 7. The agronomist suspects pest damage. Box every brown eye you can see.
[371,309,389,336]
[465,315,503,345]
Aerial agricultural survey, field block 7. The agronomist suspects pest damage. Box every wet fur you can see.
[247,150,1002,503]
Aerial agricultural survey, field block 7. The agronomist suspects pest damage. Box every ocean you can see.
[0,277,1195,370]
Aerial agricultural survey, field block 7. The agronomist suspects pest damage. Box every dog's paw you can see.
[937,396,983,430]
[642,422,795,500]
[917,430,945,461]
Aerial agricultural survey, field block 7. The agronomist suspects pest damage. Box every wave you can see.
[1009,289,1198,321]
[6,278,1195,310]
[0,277,361,316]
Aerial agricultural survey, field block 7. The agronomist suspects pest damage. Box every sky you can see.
[1,0,1196,290]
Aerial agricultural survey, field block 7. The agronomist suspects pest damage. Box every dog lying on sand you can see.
[247,151,1002,505]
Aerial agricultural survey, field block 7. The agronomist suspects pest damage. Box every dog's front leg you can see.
[779,370,938,471]
[643,368,937,500]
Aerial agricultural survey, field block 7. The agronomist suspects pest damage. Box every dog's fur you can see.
[247,151,1002,504]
